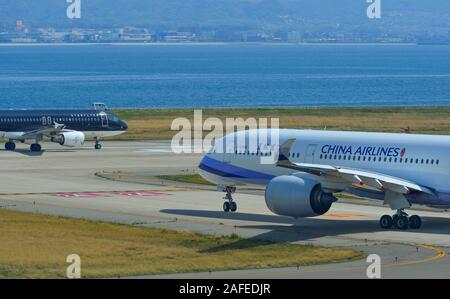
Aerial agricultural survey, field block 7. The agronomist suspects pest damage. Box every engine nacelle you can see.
[265,175,337,218]
[51,131,85,147]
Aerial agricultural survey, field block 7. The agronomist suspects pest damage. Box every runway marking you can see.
[0,189,195,197]
[112,191,172,197]
[52,193,106,198]
[393,244,446,267]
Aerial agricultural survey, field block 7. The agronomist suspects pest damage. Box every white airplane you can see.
[199,129,450,230]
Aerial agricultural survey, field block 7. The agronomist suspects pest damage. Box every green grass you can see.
[109,107,450,141]
[158,174,215,186]
[0,208,364,279]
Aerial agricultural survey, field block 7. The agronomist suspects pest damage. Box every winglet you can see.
[278,139,295,162]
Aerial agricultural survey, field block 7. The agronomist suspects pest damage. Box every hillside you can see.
[0,0,449,37]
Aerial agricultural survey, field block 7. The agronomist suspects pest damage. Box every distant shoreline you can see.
[0,42,420,47]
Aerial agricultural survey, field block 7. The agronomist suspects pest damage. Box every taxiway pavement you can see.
[1,141,449,278]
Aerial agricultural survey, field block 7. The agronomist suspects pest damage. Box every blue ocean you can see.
[1,44,450,109]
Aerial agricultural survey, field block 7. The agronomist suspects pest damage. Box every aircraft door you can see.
[100,113,108,128]
[305,144,317,163]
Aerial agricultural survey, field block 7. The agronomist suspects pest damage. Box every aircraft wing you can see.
[20,122,66,139]
[277,139,434,196]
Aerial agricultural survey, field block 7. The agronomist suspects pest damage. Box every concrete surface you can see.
[1,141,450,279]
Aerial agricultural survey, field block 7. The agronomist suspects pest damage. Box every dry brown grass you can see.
[110,107,450,140]
[0,208,363,279]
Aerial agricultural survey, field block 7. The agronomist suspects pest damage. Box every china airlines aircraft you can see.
[199,129,450,230]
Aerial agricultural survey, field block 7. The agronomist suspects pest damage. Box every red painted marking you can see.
[113,191,172,197]
[53,193,104,198]
[400,148,406,158]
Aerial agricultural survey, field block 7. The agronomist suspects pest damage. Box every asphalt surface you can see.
[1,141,450,279]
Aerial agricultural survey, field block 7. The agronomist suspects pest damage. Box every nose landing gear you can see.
[221,186,237,213]
[380,210,422,230]
[94,138,102,150]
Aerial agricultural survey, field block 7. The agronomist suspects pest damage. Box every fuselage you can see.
[0,109,128,139]
[199,129,450,207]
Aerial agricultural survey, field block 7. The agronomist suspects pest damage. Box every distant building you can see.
[287,31,302,43]
[163,32,194,42]
[118,27,152,42]
[15,20,26,32]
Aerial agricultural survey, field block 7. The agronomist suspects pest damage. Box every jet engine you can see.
[265,175,337,218]
[51,131,85,147]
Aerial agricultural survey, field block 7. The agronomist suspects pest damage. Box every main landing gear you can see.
[94,138,102,150]
[5,141,42,152]
[222,186,237,213]
[380,210,422,230]
[30,143,42,152]
[5,141,16,151]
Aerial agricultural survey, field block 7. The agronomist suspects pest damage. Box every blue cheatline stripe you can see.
[199,155,275,181]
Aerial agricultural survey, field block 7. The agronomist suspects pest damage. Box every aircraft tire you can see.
[380,215,393,229]
[223,202,231,212]
[30,144,42,152]
[395,215,409,230]
[230,202,237,212]
[5,142,15,151]
[409,215,422,229]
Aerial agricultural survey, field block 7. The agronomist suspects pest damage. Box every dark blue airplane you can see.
[0,103,128,152]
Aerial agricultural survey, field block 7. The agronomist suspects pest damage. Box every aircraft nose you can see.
[121,120,128,130]
[199,155,208,169]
